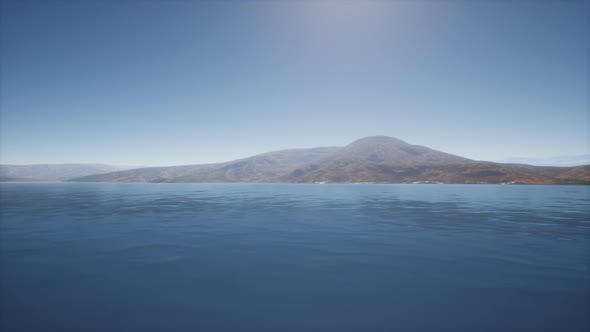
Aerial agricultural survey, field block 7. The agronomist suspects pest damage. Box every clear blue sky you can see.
[1,0,588,166]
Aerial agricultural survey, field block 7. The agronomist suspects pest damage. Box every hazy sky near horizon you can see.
[1,0,589,166]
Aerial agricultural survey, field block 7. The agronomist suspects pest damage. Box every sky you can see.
[1,0,589,167]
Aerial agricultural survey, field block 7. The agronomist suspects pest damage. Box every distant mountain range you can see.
[63,136,589,185]
[0,164,138,181]
[500,154,590,167]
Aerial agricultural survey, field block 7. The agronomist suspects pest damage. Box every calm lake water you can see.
[1,183,589,332]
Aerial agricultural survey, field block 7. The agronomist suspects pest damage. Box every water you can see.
[1,183,589,332]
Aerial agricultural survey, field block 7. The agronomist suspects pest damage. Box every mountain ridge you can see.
[68,136,590,185]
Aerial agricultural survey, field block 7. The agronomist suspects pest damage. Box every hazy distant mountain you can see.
[282,136,472,183]
[280,136,588,184]
[0,164,138,181]
[70,136,590,185]
[500,154,590,167]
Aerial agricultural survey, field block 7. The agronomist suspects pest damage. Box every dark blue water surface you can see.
[1,183,589,332]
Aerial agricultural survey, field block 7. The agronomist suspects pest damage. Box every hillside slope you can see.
[73,147,340,183]
[0,164,137,180]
